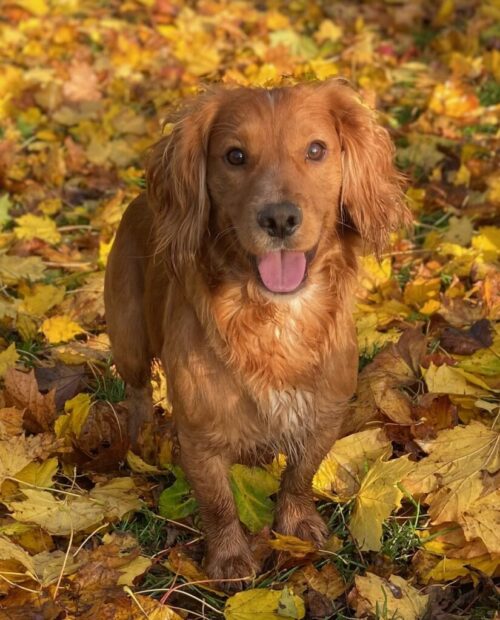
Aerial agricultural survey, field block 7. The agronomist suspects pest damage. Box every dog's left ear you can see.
[323,80,411,252]
[146,89,221,275]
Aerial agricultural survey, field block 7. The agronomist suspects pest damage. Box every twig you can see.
[53,524,73,600]
[124,585,149,618]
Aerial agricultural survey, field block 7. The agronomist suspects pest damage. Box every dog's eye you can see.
[306,141,326,162]
[226,148,246,166]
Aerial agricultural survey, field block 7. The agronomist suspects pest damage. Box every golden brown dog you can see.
[104,79,410,582]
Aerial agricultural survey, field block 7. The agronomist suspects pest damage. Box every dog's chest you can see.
[252,387,315,454]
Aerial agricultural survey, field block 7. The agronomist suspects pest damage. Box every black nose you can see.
[257,202,303,238]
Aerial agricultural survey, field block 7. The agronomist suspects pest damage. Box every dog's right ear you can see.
[146,90,221,275]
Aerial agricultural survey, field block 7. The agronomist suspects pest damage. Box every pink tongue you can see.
[257,251,307,293]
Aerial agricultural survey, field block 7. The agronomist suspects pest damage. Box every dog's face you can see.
[147,81,409,293]
[206,88,343,293]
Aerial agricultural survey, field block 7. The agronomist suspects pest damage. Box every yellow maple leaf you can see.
[117,555,152,586]
[403,422,499,524]
[15,457,58,489]
[15,214,61,245]
[403,276,441,308]
[55,393,91,439]
[424,363,494,397]
[0,436,38,485]
[41,315,84,344]
[19,284,65,317]
[0,255,46,285]
[349,456,413,551]
[314,428,391,500]
[471,226,500,261]
[460,490,500,554]
[355,313,401,356]
[0,343,19,378]
[420,299,441,315]
[225,588,305,620]
[415,550,499,584]
[302,563,345,600]
[350,573,429,620]
[9,478,141,536]
[360,256,392,290]
[309,58,339,80]
[314,19,343,43]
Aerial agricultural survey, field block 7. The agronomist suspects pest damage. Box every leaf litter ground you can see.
[0,1,499,618]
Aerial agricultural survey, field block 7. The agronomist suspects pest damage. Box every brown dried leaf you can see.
[4,369,56,433]
[440,319,493,355]
[0,407,24,438]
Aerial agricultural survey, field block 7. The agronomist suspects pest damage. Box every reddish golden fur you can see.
[105,80,410,583]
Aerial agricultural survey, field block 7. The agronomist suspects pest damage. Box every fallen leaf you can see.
[15,213,61,245]
[314,428,391,500]
[403,422,499,524]
[165,547,224,594]
[459,490,500,554]
[0,435,49,485]
[9,477,140,535]
[268,533,316,558]
[55,393,92,439]
[302,563,346,600]
[230,464,280,533]
[4,368,56,433]
[19,283,65,317]
[0,407,24,438]
[158,465,198,520]
[8,489,104,535]
[440,319,493,355]
[224,587,305,620]
[89,477,142,520]
[348,572,428,619]
[423,363,490,397]
[41,315,85,344]
[349,456,413,551]
[413,550,499,584]
[0,343,19,378]
[35,363,86,410]
[16,457,58,489]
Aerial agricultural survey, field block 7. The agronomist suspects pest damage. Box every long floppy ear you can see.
[146,90,221,274]
[323,80,411,252]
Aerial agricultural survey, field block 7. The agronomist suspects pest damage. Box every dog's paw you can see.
[275,502,328,547]
[205,546,258,592]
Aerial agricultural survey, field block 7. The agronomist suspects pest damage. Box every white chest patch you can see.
[257,387,315,454]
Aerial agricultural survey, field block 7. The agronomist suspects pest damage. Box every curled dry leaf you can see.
[268,533,316,558]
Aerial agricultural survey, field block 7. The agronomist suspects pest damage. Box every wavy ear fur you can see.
[322,80,411,252]
[146,90,221,274]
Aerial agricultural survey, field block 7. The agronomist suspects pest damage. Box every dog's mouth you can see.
[255,248,316,294]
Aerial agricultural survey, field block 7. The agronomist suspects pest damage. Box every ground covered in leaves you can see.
[0,1,499,618]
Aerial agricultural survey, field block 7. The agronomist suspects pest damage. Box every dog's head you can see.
[147,80,410,294]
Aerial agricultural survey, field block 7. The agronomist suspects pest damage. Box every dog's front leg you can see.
[275,423,341,546]
[178,431,258,586]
